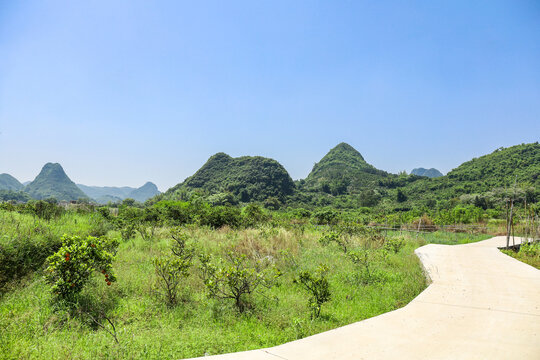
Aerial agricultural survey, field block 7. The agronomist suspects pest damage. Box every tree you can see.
[397,188,407,203]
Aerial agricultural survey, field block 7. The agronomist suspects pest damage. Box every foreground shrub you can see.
[294,264,331,319]
[0,233,62,293]
[26,200,63,220]
[199,252,281,312]
[384,237,405,254]
[45,235,119,301]
[347,248,386,284]
[154,228,195,306]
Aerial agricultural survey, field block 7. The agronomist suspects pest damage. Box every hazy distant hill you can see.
[127,182,160,203]
[157,153,295,203]
[304,142,389,194]
[25,163,87,201]
[77,182,160,204]
[77,184,135,200]
[411,168,443,178]
[0,174,23,191]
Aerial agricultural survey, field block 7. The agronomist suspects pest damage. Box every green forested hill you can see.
[401,143,540,205]
[304,142,390,194]
[156,153,295,203]
[25,163,87,201]
[0,174,23,191]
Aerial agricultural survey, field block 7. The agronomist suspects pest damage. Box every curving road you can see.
[191,236,540,359]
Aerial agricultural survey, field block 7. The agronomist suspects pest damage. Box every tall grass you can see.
[0,213,433,359]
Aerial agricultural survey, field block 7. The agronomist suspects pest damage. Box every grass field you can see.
[0,210,492,359]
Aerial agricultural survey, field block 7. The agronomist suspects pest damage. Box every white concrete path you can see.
[191,236,540,359]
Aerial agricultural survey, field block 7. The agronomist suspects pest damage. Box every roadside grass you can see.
[500,242,540,270]
[389,230,491,245]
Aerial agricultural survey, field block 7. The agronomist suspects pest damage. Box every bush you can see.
[199,252,281,312]
[0,233,63,293]
[294,264,331,319]
[154,228,195,306]
[27,200,63,220]
[347,248,384,284]
[384,237,405,254]
[199,206,242,229]
[45,235,119,301]
[311,208,339,225]
[242,203,268,227]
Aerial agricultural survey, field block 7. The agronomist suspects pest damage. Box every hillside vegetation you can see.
[25,163,87,201]
[0,174,23,191]
[400,143,540,208]
[156,153,295,204]
[304,143,390,194]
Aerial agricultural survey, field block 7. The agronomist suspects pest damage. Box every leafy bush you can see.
[294,264,331,319]
[26,200,63,220]
[199,206,242,229]
[384,237,405,254]
[0,233,63,293]
[199,252,281,312]
[153,228,195,306]
[45,235,118,301]
[242,203,268,227]
[347,248,384,284]
[519,242,540,258]
[311,208,339,225]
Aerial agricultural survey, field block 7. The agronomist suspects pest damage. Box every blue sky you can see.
[1,1,539,191]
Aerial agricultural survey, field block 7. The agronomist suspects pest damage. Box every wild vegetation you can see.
[501,242,540,270]
[1,198,501,359]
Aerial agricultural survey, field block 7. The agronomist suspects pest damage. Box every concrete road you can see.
[190,236,540,360]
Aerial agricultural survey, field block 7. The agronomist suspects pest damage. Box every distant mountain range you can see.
[411,168,443,178]
[0,163,160,203]
[1,142,538,207]
[76,182,159,204]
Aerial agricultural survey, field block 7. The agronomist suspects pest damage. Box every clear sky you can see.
[1,1,539,191]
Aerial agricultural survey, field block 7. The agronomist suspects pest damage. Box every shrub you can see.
[294,264,331,319]
[45,235,119,301]
[154,228,195,306]
[199,206,242,229]
[311,208,339,225]
[242,203,268,227]
[347,248,384,284]
[384,237,405,254]
[0,234,63,293]
[27,200,63,220]
[318,231,352,253]
[199,252,281,312]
